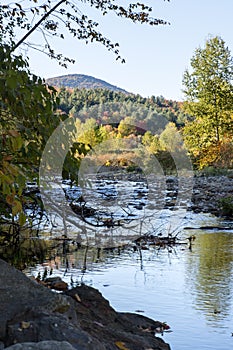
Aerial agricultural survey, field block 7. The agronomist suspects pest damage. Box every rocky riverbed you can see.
[100,172,233,217]
[91,168,233,217]
[0,258,171,350]
[188,175,233,216]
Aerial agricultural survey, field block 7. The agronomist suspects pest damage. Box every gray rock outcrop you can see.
[0,259,170,350]
[5,341,76,350]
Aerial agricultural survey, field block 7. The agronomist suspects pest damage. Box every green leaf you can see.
[6,75,18,89]
[19,212,26,226]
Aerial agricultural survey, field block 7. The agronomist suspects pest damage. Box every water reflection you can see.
[20,227,233,350]
[4,225,233,332]
[185,231,233,327]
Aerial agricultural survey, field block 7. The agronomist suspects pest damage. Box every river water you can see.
[22,173,233,350]
[23,214,233,350]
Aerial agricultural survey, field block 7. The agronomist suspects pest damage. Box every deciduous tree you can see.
[182,36,233,168]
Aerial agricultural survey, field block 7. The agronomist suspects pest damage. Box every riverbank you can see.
[189,175,233,216]
[97,168,233,217]
[0,258,171,350]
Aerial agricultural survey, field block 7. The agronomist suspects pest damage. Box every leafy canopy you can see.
[182,36,233,168]
[0,42,59,220]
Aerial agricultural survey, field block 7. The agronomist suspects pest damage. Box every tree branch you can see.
[11,0,66,52]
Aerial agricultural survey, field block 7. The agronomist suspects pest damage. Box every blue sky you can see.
[22,0,233,101]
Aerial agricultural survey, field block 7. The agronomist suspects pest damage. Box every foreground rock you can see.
[4,341,76,350]
[0,259,170,350]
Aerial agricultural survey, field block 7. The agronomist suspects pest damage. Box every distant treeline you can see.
[56,88,189,131]
[54,88,190,178]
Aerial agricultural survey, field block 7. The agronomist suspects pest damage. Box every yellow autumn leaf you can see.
[74,293,81,302]
[115,341,130,350]
[21,321,30,329]
[1,173,14,185]
[6,194,15,205]
[12,200,22,216]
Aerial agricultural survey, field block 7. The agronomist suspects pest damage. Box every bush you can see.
[126,164,142,173]
[198,166,229,176]
[219,197,233,217]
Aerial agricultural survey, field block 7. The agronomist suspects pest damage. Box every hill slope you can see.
[46,74,128,93]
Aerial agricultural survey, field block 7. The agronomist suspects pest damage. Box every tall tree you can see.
[182,36,233,168]
[0,0,170,222]
[159,122,182,153]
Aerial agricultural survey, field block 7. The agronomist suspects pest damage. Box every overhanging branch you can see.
[11,0,66,52]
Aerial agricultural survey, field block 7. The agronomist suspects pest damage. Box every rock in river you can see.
[0,258,170,350]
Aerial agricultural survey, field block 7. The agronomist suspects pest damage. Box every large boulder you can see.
[0,259,170,350]
[4,341,76,350]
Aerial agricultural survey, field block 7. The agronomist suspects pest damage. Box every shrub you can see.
[219,197,233,217]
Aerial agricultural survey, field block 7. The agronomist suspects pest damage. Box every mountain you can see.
[46,74,128,93]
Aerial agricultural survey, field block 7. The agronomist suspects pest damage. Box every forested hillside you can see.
[52,87,189,176]
[46,74,128,93]
[56,87,188,130]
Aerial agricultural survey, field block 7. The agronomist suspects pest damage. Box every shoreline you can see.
[0,258,171,350]
[189,175,233,217]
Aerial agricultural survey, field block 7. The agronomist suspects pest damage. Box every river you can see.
[22,211,233,350]
[12,171,231,349]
